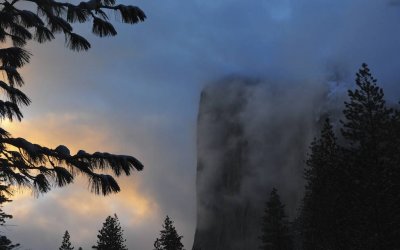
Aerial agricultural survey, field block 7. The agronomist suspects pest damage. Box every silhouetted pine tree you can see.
[300,119,350,249]
[0,0,145,197]
[300,64,400,250]
[339,63,400,249]
[92,214,127,250]
[0,235,20,250]
[0,185,12,226]
[0,178,19,250]
[259,188,292,250]
[59,230,74,250]
[154,216,185,250]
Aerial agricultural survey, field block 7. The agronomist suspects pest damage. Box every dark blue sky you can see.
[3,0,400,249]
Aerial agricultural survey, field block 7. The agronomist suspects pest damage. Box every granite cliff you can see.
[192,77,340,250]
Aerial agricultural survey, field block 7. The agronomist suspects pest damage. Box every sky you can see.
[2,0,400,249]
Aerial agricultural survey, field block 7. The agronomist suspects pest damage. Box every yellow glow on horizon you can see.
[0,119,13,130]
[2,113,116,153]
[2,112,155,226]
[112,183,159,225]
[6,177,159,229]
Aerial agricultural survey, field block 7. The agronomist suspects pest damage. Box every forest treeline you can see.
[260,63,400,250]
[2,62,399,250]
[60,214,185,250]
[0,212,185,249]
[0,0,146,248]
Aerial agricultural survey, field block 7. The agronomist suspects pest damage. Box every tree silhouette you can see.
[259,188,292,250]
[339,63,400,249]
[299,64,400,249]
[0,235,20,250]
[59,230,74,250]
[0,183,12,226]
[0,175,19,250]
[154,215,185,250]
[0,0,145,196]
[92,214,127,250]
[300,119,350,249]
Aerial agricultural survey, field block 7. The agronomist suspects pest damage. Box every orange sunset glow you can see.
[3,1,399,250]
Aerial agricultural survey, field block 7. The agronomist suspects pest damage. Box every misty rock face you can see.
[192,77,336,250]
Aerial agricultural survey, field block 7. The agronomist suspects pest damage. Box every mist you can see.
[191,1,400,248]
[2,0,400,249]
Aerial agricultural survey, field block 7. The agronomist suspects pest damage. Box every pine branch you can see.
[92,17,116,37]
[66,4,90,23]
[0,65,24,86]
[65,32,91,51]
[0,47,31,68]
[0,0,145,197]
[34,24,54,42]
[0,100,23,120]
[0,136,143,195]
[0,81,31,106]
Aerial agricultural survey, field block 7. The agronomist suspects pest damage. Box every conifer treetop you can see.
[92,214,127,250]
[341,63,392,147]
[259,188,292,250]
[154,215,185,250]
[59,230,74,250]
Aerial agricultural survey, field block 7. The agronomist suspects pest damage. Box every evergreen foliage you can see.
[59,230,74,250]
[154,215,185,250]
[92,214,127,250]
[0,175,19,250]
[259,188,292,250]
[0,0,145,197]
[300,118,350,249]
[0,235,20,250]
[340,63,400,249]
[0,185,11,226]
[300,63,400,250]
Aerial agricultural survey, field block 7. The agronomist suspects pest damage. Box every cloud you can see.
[2,0,400,249]
[2,95,197,248]
[2,112,165,249]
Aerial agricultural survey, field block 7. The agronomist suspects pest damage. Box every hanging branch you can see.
[0,0,146,195]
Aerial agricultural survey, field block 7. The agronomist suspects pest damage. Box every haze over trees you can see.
[259,188,292,250]
[300,118,345,249]
[297,63,400,249]
[255,64,400,250]
[1,2,398,249]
